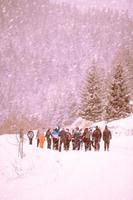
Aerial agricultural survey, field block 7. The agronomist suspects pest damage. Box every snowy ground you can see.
[0,116,133,200]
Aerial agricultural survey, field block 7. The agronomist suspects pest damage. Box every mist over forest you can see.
[0,0,133,132]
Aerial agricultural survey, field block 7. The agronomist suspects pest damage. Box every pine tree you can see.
[105,64,131,120]
[113,48,133,99]
[79,63,103,122]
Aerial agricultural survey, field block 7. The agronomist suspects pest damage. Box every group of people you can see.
[26,125,112,152]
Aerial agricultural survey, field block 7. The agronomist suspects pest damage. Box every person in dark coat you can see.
[65,129,72,151]
[82,128,92,151]
[71,129,75,150]
[52,127,60,150]
[92,126,102,151]
[45,129,52,149]
[103,125,112,151]
[59,128,67,152]
[27,130,34,145]
[36,129,40,147]
[73,127,81,150]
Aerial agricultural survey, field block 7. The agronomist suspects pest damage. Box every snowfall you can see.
[0,115,133,200]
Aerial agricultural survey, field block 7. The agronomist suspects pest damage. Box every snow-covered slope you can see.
[73,114,133,135]
[0,116,133,200]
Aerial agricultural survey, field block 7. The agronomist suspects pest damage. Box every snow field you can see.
[0,115,133,200]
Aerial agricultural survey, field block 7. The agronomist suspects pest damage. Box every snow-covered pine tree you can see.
[79,62,103,122]
[113,48,133,99]
[105,64,131,120]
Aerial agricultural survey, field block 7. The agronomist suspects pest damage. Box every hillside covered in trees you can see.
[0,0,133,132]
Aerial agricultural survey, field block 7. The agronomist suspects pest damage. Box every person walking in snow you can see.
[37,129,45,148]
[45,128,52,149]
[65,129,72,151]
[71,129,75,150]
[58,128,67,152]
[27,130,34,145]
[82,128,92,151]
[79,128,84,150]
[36,130,40,147]
[39,129,45,148]
[73,127,82,150]
[92,126,102,151]
[103,125,112,151]
[52,127,60,150]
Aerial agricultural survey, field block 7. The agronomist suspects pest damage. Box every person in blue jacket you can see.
[52,127,60,150]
